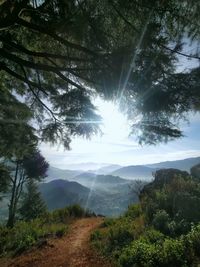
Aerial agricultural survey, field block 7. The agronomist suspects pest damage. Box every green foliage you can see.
[0,0,200,149]
[0,163,11,196]
[67,204,88,217]
[152,210,171,235]
[191,164,200,180]
[6,150,49,228]
[44,204,90,224]
[119,238,187,267]
[0,204,89,256]
[92,169,200,267]
[124,204,142,219]
[101,218,116,228]
[19,180,47,221]
[46,207,70,224]
[0,219,68,256]
[108,219,135,250]
[141,169,200,236]
[119,241,161,267]
[91,230,103,242]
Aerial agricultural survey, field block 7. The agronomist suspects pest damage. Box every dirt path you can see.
[1,217,113,267]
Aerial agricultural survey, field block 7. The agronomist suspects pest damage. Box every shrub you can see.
[108,219,135,250]
[140,229,165,244]
[0,219,68,256]
[124,204,142,219]
[91,230,103,241]
[119,241,161,267]
[119,238,187,267]
[152,210,170,235]
[67,204,86,217]
[101,218,116,227]
[162,238,187,267]
[185,224,200,257]
[49,207,69,223]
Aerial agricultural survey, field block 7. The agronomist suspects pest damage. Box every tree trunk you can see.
[7,161,19,227]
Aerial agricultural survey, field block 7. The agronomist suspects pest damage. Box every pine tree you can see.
[19,179,47,221]
[6,150,49,227]
[0,0,199,146]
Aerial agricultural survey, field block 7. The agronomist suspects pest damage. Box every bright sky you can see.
[40,40,200,169]
[40,97,200,169]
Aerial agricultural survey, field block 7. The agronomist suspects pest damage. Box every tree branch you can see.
[161,44,200,60]
[0,62,48,95]
[16,18,101,57]
[20,65,59,122]
[0,36,94,62]
[0,48,97,73]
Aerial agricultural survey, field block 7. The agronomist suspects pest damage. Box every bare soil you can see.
[0,217,114,267]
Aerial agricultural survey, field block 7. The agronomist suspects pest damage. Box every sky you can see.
[40,40,200,169]
[40,97,200,169]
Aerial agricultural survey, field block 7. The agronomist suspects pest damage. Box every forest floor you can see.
[0,217,114,267]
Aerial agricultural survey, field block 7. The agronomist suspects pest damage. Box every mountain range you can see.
[47,156,200,181]
[1,156,200,221]
[39,175,134,216]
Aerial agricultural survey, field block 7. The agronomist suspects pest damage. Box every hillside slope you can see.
[0,217,114,267]
[39,179,90,210]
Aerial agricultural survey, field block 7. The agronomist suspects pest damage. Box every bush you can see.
[48,207,69,223]
[140,229,165,244]
[185,224,200,257]
[91,230,103,241]
[67,204,86,217]
[124,204,142,219]
[119,238,187,267]
[119,241,161,267]
[152,210,170,235]
[108,219,135,250]
[101,218,116,227]
[0,219,68,256]
[162,238,186,267]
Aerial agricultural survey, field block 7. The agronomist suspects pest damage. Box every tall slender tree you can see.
[6,151,49,227]
[19,179,47,221]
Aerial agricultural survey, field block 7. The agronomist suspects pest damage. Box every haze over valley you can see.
[38,156,200,216]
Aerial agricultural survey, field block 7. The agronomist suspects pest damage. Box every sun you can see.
[94,97,131,142]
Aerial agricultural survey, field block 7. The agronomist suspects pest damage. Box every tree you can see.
[191,163,200,180]
[0,163,11,200]
[6,150,49,227]
[0,0,199,148]
[19,179,47,221]
[129,179,148,199]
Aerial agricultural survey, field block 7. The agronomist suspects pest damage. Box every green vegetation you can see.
[0,0,200,153]
[91,168,200,267]
[5,151,49,227]
[0,204,89,257]
[19,180,47,221]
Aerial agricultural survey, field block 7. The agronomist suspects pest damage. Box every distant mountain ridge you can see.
[46,166,82,181]
[110,157,200,180]
[47,156,200,182]
[111,165,155,180]
[146,157,200,172]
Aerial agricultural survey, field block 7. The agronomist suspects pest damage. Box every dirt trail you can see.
[1,217,113,267]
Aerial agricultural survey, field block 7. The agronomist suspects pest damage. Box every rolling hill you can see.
[39,178,135,216]
[46,166,82,181]
[111,165,155,180]
[96,164,122,174]
[39,179,90,210]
